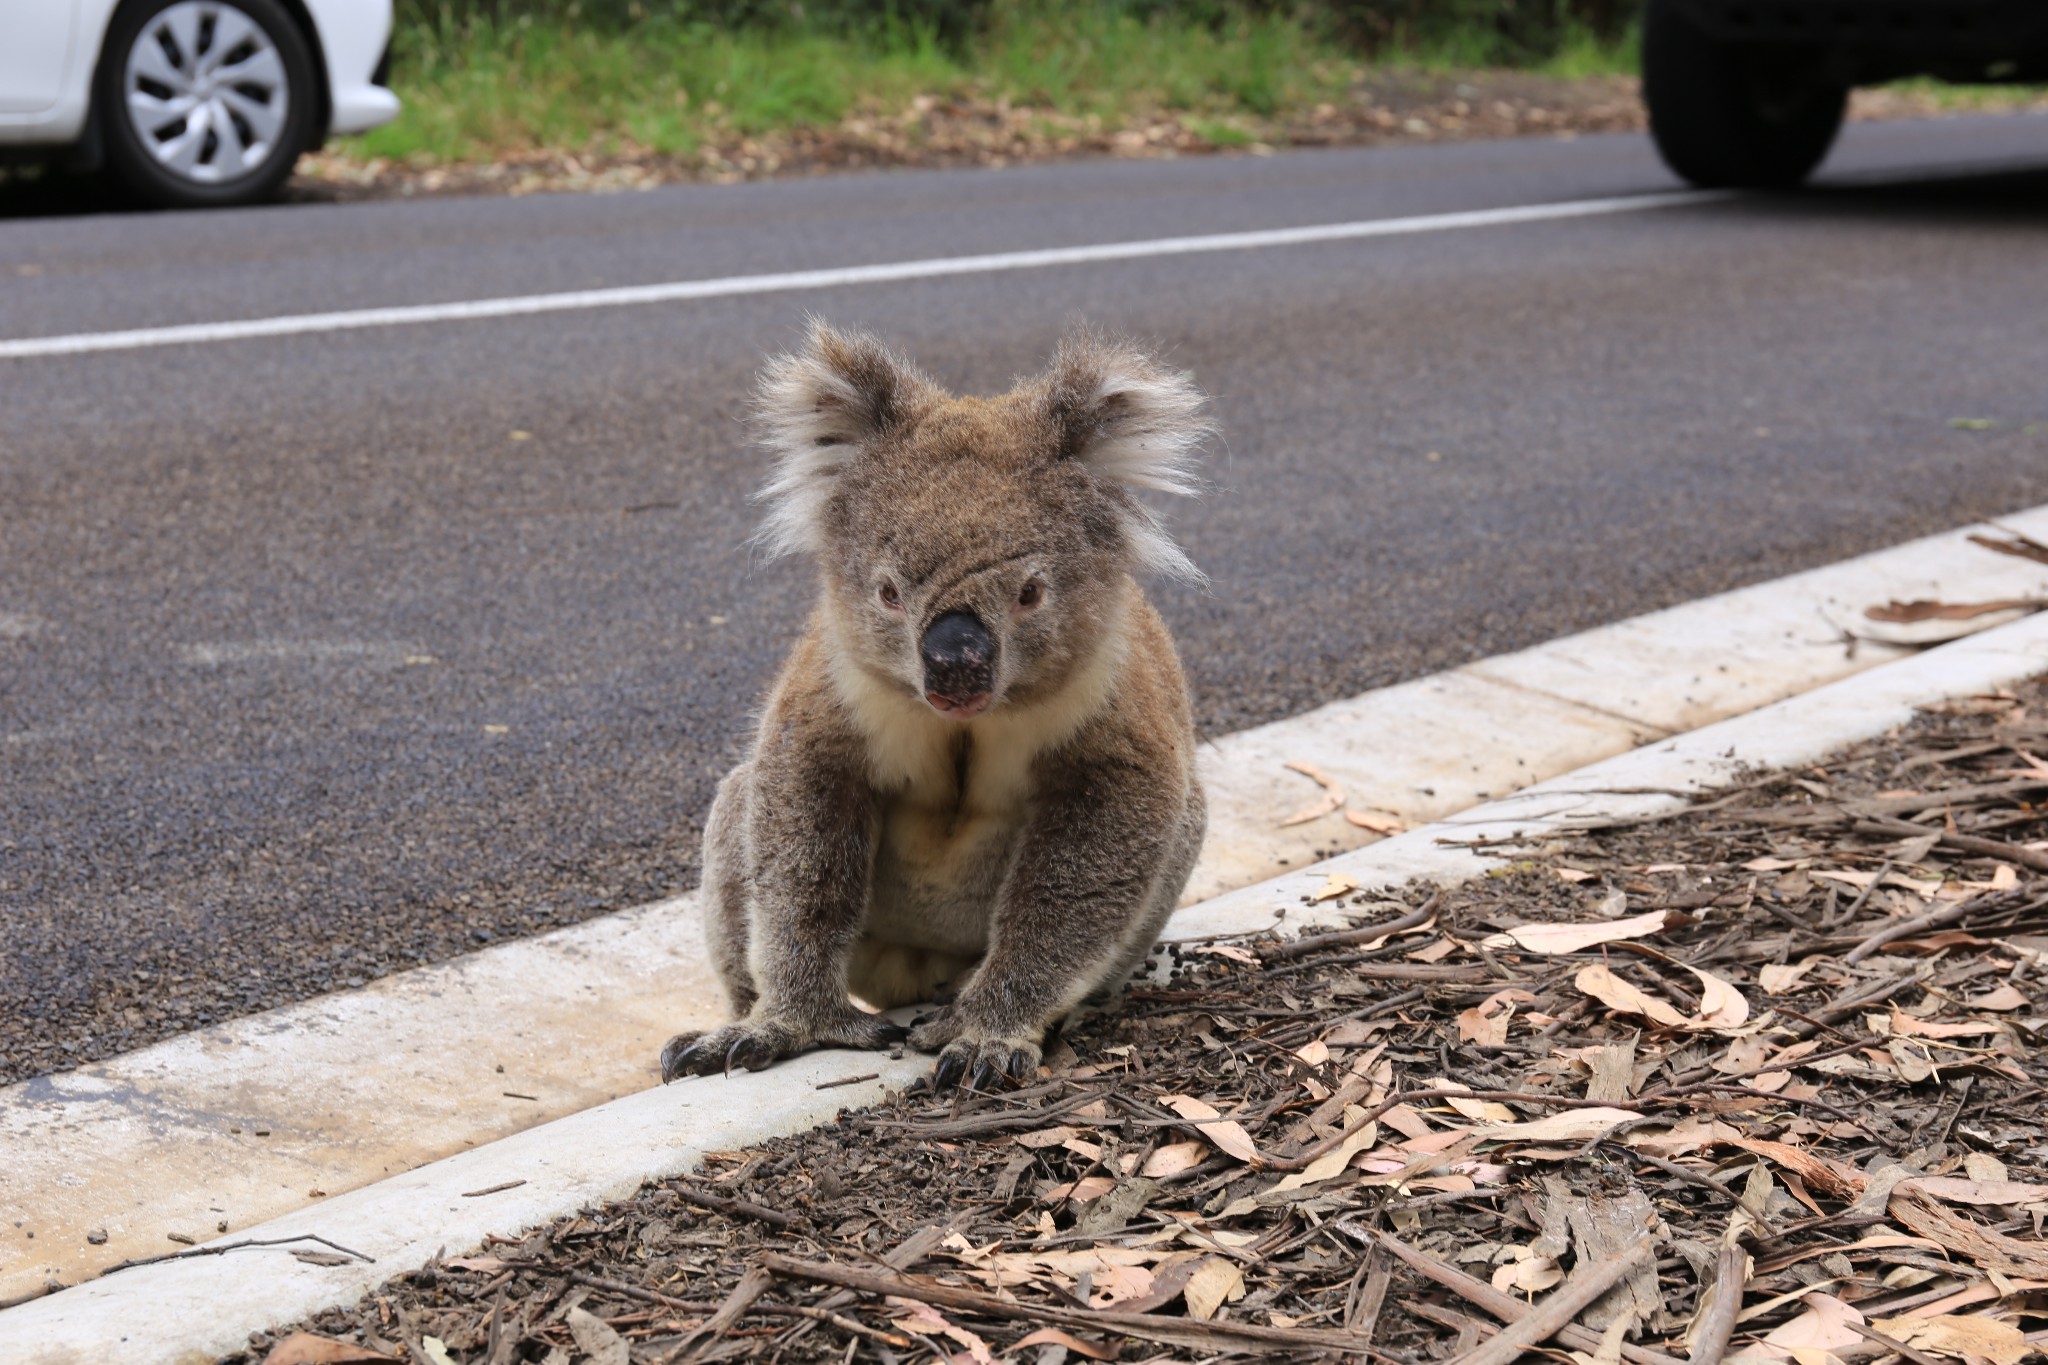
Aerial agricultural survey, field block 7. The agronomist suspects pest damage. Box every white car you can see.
[0,0,399,207]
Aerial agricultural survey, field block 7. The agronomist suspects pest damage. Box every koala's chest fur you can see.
[865,714,1038,957]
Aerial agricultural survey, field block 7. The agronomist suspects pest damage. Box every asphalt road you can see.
[4,115,2047,1083]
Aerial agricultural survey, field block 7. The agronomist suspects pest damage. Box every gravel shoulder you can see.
[229,675,2048,1364]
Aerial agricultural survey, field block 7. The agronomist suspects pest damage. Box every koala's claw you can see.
[659,1021,795,1082]
[659,1032,705,1084]
[928,1037,1041,1092]
[726,1035,777,1073]
[661,1012,903,1084]
[931,1047,970,1092]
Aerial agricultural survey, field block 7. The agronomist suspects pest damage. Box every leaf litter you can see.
[230,680,2048,1364]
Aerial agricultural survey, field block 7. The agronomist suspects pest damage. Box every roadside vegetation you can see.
[297,0,2045,195]
[357,0,1638,165]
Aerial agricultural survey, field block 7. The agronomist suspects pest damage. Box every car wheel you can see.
[1642,0,1847,189]
[99,0,316,209]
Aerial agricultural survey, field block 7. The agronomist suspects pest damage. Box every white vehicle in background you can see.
[0,0,399,207]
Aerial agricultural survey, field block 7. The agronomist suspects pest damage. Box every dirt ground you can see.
[286,73,2048,203]
[225,662,2048,1365]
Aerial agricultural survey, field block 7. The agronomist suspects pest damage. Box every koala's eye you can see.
[1017,581,1043,609]
[878,582,902,610]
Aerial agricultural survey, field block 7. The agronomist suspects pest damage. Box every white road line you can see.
[0,190,1724,360]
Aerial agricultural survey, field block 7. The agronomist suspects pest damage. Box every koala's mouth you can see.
[924,689,992,720]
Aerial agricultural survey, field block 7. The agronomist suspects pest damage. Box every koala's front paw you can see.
[813,1011,909,1052]
[905,1007,962,1054]
[659,1011,906,1083]
[925,1033,1042,1093]
[659,1019,801,1081]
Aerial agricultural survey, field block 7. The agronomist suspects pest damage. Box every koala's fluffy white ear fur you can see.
[1043,332,1213,581]
[753,320,933,558]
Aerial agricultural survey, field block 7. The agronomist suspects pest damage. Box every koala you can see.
[659,321,1210,1092]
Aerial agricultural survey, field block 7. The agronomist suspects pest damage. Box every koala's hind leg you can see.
[658,767,757,1080]
[662,722,906,1082]
[702,764,758,1016]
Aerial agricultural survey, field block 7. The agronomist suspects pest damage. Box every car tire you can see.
[1642,0,1847,189]
[98,0,317,209]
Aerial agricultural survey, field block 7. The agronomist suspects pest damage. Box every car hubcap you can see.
[124,2,289,185]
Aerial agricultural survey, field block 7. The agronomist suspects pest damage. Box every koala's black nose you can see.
[921,610,996,716]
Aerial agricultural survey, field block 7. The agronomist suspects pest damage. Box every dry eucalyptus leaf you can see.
[261,1335,401,1365]
[1968,985,2029,1012]
[1278,761,1344,826]
[1012,1328,1122,1361]
[1160,1095,1261,1165]
[565,1308,630,1365]
[1758,960,1817,994]
[1482,910,1672,955]
[1903,1175,2048,1207]
[892,1300,996,1365]
[1686,964,1750,1030]
[1491,1252,1563,1295]
[1457,1003,1512,1047]
[1576,964,1688,1028]
[1344,808,1406,834]
[1182,1257,1246,1320]
[1308,872,1360,904]
[1757,1294,1866,1356]
[1888,1008,2001,1039]
[1139,1141,1209,1178]
[1872,1314,2029,1365]
[1474,1107,1642,1143]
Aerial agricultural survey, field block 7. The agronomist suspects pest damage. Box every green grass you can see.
[356,2,1489,163]
[360,15,958,160]
[1393,14,1633,77]
[1870,74,2048,109]
[350,2,2048,169]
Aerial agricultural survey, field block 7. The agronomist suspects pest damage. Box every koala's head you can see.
[753,321,1210,721]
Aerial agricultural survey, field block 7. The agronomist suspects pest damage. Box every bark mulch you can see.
[235,679,2048,1365]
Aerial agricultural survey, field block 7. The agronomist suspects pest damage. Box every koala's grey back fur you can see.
[660,322,1210,1089]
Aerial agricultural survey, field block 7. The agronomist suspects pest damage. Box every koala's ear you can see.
[1041,332,1211,497]
[753,320,935,557]
[1040,332,1212,580]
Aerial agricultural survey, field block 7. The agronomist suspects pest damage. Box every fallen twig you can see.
[1345,1227,1686,1365]
[760,1253,1384,1353]
[1844,893,1999,964]
[1270,1088,1647,1172]
[1440,1232,1654,1365]
[1844,1317,1946,1365]
[564,1272,912,1349]
[100,1233,374,1276]
[1686,1234,1749,1365]
[1262,893,1442,961]
[461,1180,527,1198]
[673,1180,800,1229]
[660,1264,774,1364]
[1856,815,2048,873]
[815,1072,880,1090]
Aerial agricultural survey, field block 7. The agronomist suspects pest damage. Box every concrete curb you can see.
[7,603,2045,1362]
